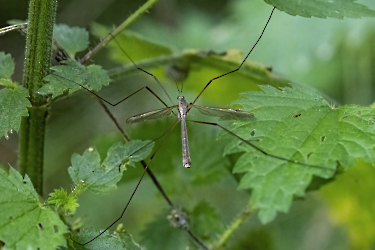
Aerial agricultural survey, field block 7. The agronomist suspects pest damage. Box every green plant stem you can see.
[212,208,253,250]
[80,0,161,65]
[19,0,57,196]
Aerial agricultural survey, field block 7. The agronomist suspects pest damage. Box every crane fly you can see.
[46,5,332,248]
[126,90,254,168]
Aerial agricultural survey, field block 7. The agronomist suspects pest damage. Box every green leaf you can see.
[68,140,153,193]
[107,47,291,106]
[47,188,79,215]
[71,226,142,250]
[178,49,291,105]
[265,0,375,19]
[0,79,16,88]
[0,167,68,249]
[90,22,173,63]
[39,59,110,98]
[190,201,223,244]
[222,84,375,223]
[0,52,15,79]
[322,161,375,249]
[0,84,31,138]
[140,211,188,250]
[53,24,89,58]
[102,140,154,168]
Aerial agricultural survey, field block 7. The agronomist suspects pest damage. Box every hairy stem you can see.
[212,208,253,250]
[19,0,57,195]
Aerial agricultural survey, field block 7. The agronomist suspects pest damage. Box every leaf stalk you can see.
[212,207,253,250]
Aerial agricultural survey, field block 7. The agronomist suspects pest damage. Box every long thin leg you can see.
[98,97,208,249]
[71,121,180,246]
[0,23,28,36]
[96,98,173,206]
[70,117,209,249]
[187,120,335,172]
[191,7,276,106]
[187,230,209,250]
[50,72,170,108]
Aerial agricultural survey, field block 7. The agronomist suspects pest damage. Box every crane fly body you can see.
[178,95,191,168]
[127,93,254,168]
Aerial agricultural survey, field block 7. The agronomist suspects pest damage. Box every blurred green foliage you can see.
[1,0,375,249]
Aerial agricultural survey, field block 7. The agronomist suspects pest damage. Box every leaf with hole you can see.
[221,83,375,223]
[0,83,31,138]
[0,167,68,250]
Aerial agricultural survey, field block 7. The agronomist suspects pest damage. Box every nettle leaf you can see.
[265,0,375,19]
[0,52,15,79]
[221,84,375,223]
[68,140,153,193]
[0,84,31,138]
[71,226,142,250]
[53,24,89,58]
[39,59,110,98]
[0,167,68,249]
[0,52,30,139]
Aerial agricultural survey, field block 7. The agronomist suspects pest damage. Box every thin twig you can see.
[80,0,161,64]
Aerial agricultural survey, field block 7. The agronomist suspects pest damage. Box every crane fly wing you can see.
[192,105,254,118]
[126,106,177,124]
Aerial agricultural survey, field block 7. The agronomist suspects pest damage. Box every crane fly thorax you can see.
[177,95,188,120]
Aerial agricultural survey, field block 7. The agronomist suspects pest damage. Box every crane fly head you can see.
[177,95,185,101]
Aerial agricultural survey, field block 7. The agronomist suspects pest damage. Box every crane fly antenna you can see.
[181,72,186,94]
[110,34,175,105]
[174,76,181,95]
[191,7,276,106]
[166,67,181,94]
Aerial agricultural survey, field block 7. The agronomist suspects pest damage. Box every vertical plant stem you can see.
[212,207,253,250]
[19,0,57,196]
